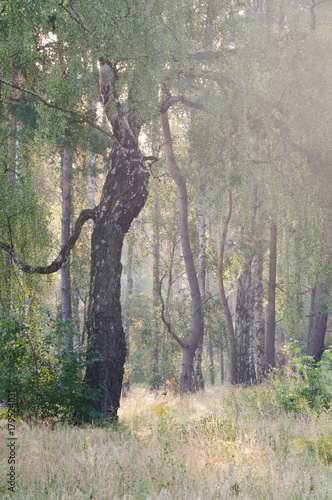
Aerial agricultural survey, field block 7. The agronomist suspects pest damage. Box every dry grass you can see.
[1,384,332,499]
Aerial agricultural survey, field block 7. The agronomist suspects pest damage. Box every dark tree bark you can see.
[61,145,73,351]
[84,138,148,417]
[84,60,149,419]
[265,220,277,372]
[160,108,202,395]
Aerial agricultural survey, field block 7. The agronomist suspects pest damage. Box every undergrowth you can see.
[0,382,332,499]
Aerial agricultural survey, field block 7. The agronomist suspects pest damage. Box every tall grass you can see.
[1,384,332,499]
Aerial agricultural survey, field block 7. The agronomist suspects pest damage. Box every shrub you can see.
[0,312,101,423]
[273,348,332,413]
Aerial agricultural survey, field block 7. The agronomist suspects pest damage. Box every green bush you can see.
[274,348,332,413]
[0,312,101,423]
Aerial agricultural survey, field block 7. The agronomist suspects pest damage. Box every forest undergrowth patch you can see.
[0,384,331,499]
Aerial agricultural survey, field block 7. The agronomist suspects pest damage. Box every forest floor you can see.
[1,383,332,499]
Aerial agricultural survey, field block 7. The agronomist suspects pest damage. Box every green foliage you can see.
[0,312,101,423]
[273,348,332,413]
[317,431,332,464]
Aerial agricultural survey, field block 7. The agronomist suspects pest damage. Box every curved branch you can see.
[0,208,95,274]
[161,95,205,114]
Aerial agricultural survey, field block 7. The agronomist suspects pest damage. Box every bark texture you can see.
[85,60,149,418]
[85,136,148,417]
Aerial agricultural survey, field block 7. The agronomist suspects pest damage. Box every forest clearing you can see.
[1,384,332,499]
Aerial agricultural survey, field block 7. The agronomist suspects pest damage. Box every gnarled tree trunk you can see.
[85,60,149,418]
[85,135,149,418]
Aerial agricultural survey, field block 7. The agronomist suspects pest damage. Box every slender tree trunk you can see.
[160,110,202,395]
[192,186,206,391]
[89,153,96,229]
[208,339,215,385]
[61,145,74,351]
[235,259,252,384]
[218,189,237,384]
[151,178,161,390]
[220,349,224,383]
[266,220,277,372]
[254,254,265,380]
[205,222,215,387]
[248,258,257,383]
[166,242,174,304]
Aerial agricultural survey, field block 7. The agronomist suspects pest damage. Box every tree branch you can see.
[0,208,95,274]
[161,95,205,114]
[0,77,123,148]
[45,0,93,33]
